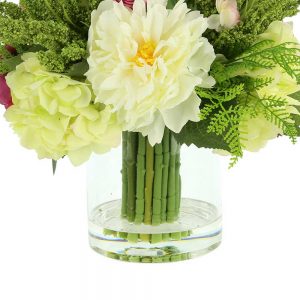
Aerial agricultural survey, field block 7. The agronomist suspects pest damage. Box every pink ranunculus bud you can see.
[216,0,240,29]
[0,75,13,109]
[116,0,135,9]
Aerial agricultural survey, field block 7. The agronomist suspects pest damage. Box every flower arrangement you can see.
[1,0,300,262]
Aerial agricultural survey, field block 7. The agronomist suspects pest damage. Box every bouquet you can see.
[1,0,299,262]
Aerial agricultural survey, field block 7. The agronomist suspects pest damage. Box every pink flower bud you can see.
[216,0,240,29]
[116,0,135,9]
[5,45,17,55]
[0,75,13,109]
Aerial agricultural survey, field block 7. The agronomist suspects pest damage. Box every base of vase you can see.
[88,198,222,263]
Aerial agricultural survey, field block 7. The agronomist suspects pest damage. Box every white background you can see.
[0,2,300,300]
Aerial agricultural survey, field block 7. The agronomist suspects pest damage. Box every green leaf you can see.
[167,0,177,9]
[291,106,300,137]
[79,0,90,8]
[2,55,22,72]
[52,159,57,175]
[293,115,300,136]
[174,120,231,151]
[65,60,89,79]
[289,91,300,101]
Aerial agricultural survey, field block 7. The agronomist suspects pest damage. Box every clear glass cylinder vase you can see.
[87,130,222,263]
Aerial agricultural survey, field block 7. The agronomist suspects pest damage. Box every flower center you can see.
[133,42,156,67]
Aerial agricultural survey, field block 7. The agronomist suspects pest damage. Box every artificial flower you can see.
[237,21,300,152]
[0,75,12,109]
[116,0,135,9]
[240,115,282,152]
[86,0,216,145]
[5,53,121,165]
[66,105,121,165]
[242,21,300,109]
[209,0,240,30]
[259,21,298,45]
[217,0,240,29]
[0,45,16,109]
[4,45,16,55]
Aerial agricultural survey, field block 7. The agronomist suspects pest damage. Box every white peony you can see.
[86,0,216,145]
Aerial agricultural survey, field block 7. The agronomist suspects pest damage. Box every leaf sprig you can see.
[0,0,102,75]
[176,40,300,167]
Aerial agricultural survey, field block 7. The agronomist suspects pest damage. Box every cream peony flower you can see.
[5,53,121,165]
[86,0,216,145]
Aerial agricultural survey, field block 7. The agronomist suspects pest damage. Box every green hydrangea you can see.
[5,53,121,165]
[66,106,121,165]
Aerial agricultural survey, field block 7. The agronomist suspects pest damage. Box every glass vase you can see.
[87,130,222,263]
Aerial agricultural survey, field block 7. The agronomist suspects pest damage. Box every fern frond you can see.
[257,96,298,143]
[196,83,244,103]
[244,77,275,92]
[242,40,275,55]
[259,95,289,107]
[230,42,300,83]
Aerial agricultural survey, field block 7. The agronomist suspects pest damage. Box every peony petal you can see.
[161,92,200,133]
[138,112,166,145]
[207,14,221,31]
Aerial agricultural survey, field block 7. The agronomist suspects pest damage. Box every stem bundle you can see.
[121,129,181,226]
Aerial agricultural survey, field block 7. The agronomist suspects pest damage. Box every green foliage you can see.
[207,0,300,58]
[0,0,103,74]
[230,41,300,83]
[289,91,300,101]
[213,40,300,84]
[196,84,246,166]
[167,0,178,9]
[256,95,298,143]
[292,113,300,136]
[178,40,300,166]
[0,54,22,74]
[64,60,89,80]
[174,119,231,152]
[186,0,217,16]
[287,92,300,136]
[0,1,23,19]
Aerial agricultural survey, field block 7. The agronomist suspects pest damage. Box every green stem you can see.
[175,146,181,216]
[121,130,181,226]
[161,129,170,222]
[135,134,146,224]
[121,132,128,218]
[127,132,138,222]
[167,134,177,223]
[152,142,163,225]
[144,140,154,225]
